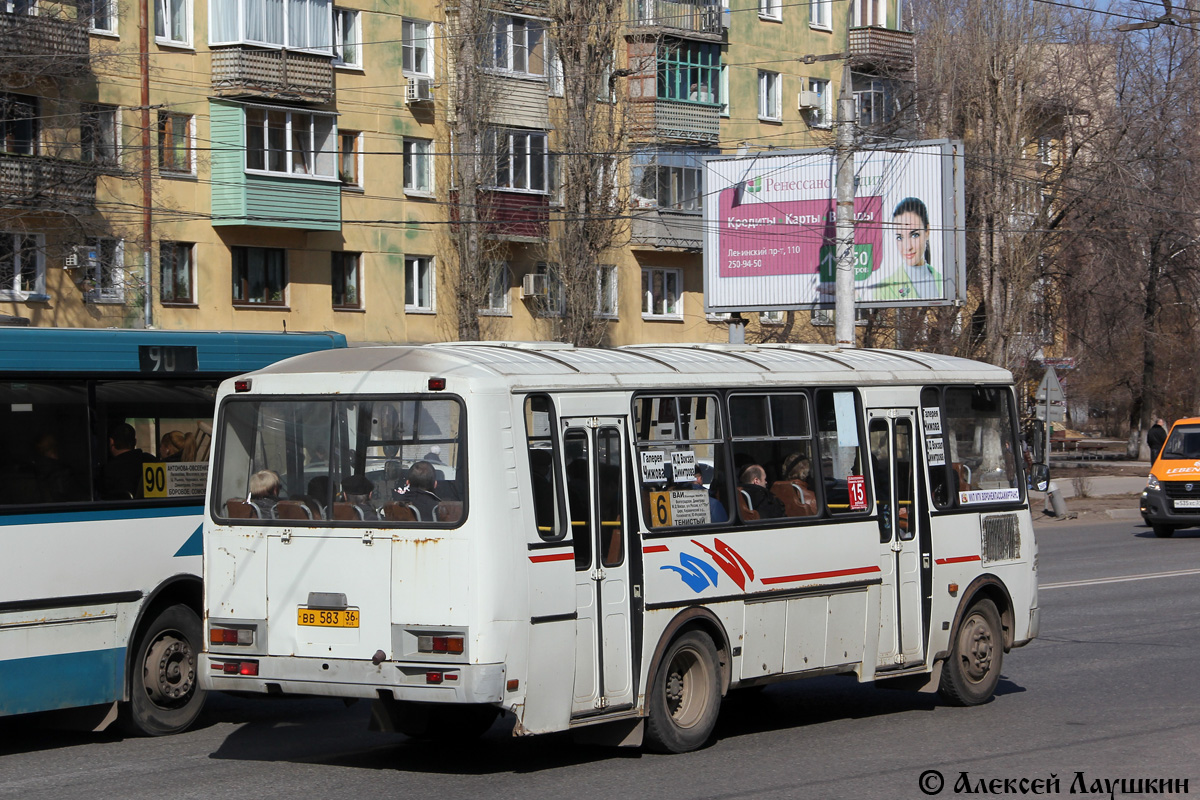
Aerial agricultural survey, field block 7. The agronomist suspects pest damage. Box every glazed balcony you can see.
[212,47,335,105]
[0,12,90,79]
[627,0,725,41]
[848,26,914,72]
[0,153,95,211]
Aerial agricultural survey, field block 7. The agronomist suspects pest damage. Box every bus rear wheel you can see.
[939,598,1003,706]
[645,630,721,753]
[120,604,207,736]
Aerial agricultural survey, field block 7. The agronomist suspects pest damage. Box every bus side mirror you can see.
[1030,463,1050,493]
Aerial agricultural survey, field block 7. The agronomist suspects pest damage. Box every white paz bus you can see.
[201,342,1038,752]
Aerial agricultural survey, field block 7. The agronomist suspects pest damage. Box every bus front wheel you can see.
[645,630,721,753]
[939,598,1003,706]
[120,604,207,736]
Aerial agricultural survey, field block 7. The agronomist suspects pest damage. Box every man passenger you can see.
[397,460,440,521]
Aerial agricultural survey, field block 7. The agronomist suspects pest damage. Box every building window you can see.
[209,0,332,52]
[404,138,433,194]
[84,238,125,303]
[245,107,337,178]
[160,241,195,304]
[81,105,119,166]
[402,19,432,76]
[338,130,360,186]
[758,0,780,21]
[158,112,193,174]
[632,149,715,211]
[808,78,832,128]
[155,0,191,46]
[4,0,36,14]
[488,129,548,192]
[487,15,545,77]
[1,94,38,156]
[719,64,729,117]
[534,262,564,317]
[810,0,830,28]
[642,267,682,319]
[657,39,720,105]
[332,251,361,309]
[405,255,434,312]
[855,79,892,125]
[0,233,43,300]
[333,7,360,67]
[481,262,510,314]
[760,310,785,325]
[758,70,781,121]
[88,0,117,34]
[232,246,287,306]
[810,308,868,326]
[597,264,618,318]
[854,0,885,27]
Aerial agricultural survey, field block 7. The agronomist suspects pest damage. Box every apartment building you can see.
[0,0,913,342]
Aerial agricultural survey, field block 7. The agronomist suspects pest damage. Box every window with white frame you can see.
[84,238,125,303]
[719,64,729,117]
[232,245,287,305]
[808,78,831,128]
[402,19,432,76]
[758,70,781,121]
[810,0,830,28]
[333,7,360,67]
[631,148,715,211]
[209,0,332,52]
[88,0,117,34]
[155,0,191,45]
[81,105,119,166]
[487,14,545,77]
[332,251,361,309]
[597,264,618,318]
[338,129,360,186]
[4,0,36,15]
[0,232,44,300]
[160,241,195,304]
[405,255,434,312]
[642,267,682,319]
[158,112,193,174]
[488,129,548,192]
[534,262,564,317]
[854,0,885,27]
[404,138,433,194]
[758,0,780,21]
[855,79,893,125]
[245,107,337,178]
[760,309,785,325]
[481,262,510,314]
[811,307,868,326]
[1,94,38,156]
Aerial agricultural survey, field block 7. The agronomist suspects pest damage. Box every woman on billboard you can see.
[864,197,943,301]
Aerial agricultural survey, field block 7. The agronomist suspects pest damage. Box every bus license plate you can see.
[297,608,360,628]
[1174,499,1200,509]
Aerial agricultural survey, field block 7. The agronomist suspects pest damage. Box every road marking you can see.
[1041,567,1200,590]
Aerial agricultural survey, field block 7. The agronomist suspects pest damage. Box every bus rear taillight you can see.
[210,625,254,646]
[417,635,464,654]
[214,659,259,676]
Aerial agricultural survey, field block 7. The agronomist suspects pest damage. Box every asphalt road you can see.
[3,517,1199,800]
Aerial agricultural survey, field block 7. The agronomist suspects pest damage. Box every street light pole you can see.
[834,44,856,346]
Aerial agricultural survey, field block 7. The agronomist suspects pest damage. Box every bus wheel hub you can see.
[147,636,194,704]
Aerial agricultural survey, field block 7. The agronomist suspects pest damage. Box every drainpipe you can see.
[139,0,153,327]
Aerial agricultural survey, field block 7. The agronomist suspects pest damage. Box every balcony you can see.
[848,26,915,72]
[629,98,720,144]
[0,12,90,79]
[627,0,725,41]
[449,191,549,241]
[0,153,95,211]
[630,208,703,250]
[212,47,335,105]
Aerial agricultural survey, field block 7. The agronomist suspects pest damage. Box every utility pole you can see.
[834,17,856,348]
[139,0,152,328]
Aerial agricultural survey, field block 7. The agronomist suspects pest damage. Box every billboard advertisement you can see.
[703,140,965,312]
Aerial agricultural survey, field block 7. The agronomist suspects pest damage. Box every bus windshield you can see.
[214,395,465,524]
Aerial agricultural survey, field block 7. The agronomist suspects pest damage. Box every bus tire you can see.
[939,598,1003,707]
[120,604,207,736]
[645,630,721,753]
[1152,524,1176,538]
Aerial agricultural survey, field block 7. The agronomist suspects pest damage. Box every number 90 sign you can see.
[143,463,168,498]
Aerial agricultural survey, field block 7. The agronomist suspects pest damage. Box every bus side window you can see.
[816,390,869,515]
[524,395,563,542]
[564,430,592,569]
[597,427,623,567]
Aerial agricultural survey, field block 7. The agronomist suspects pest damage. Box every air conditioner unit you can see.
[798,90,821,111]
[63,247,80,269]
[521,273,548,298]
[405,77,433,104]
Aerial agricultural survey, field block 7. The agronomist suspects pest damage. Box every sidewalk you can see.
[1031,466,1147,522]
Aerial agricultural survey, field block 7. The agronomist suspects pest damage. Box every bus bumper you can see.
[200,654,506,704]
[1014,605,1039,647]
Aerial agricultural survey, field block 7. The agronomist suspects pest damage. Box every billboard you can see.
[703,140,965,312]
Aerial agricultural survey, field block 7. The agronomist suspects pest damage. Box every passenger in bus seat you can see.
[694,465,727,523]
[341,474,379,520]
[247,469,281,517]
[395,460,440,521]
[100,422,157,500]
[159,430,197,463]
[771,453,818,517]
[737,464,785,520]
[33,433,76,503]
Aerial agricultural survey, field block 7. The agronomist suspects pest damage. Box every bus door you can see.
[868,410,925,669]
[561,418,634,715]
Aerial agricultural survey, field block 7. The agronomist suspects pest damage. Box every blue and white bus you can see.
[0,328,346,735]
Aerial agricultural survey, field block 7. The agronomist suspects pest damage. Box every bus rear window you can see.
[214,396,465,525]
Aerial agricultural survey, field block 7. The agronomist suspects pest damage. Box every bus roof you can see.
[0,328,347,374]
[242,341,1012,391]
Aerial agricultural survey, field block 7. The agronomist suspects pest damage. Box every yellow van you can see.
[1140,416,1200,537]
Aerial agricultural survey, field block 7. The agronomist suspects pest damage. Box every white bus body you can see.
[202,343,1038,751]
